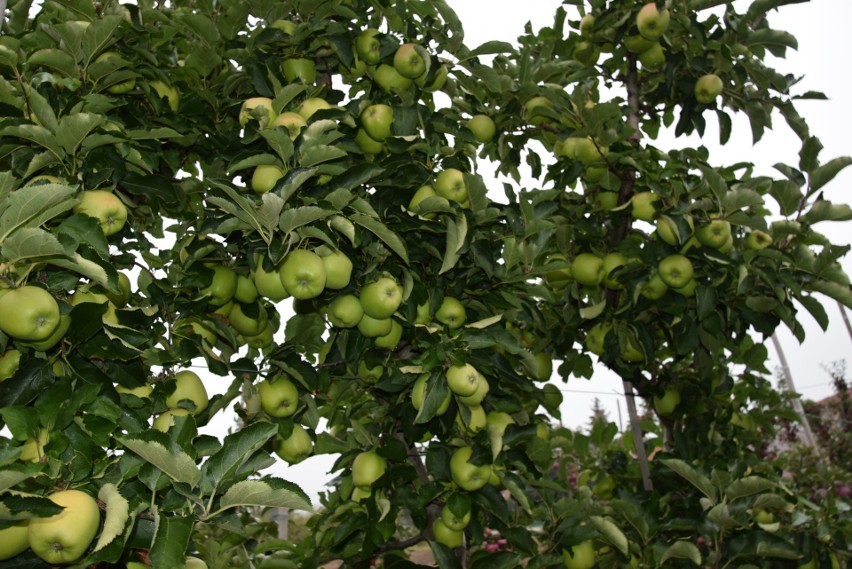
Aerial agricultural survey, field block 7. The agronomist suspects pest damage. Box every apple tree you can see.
[0,0,850,568]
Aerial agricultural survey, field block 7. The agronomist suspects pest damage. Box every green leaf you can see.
[279,206,335,235]
[468,41,514,57]
[809,156,852,193]
[299,145,348,168]
[0,124,65,159]
[800,201,852,224]
[724,476,775,501]
[118,436,202,486]
[149,511,194,569]
[660,541,702,565]
[49,253,111,287]
[0,44,19,70]
[82,15,124,64]
[92,484,130,552]
[260,129,295,164]
[610,499,649,541]
[0,463,43,493]
[350,213,409,264]
[258,193,285,236]
[126,127,183,140]
[769,180,802,216]
[590,516,629,556]
[0,227,68,264]
[706,503,740,530]
[203,421,278,489]
[807,279,852,310]
[23,85,59,133]
[218,478,312,512]
[0,183,78,245]
[439,214,467,274]
[27,49,78,77]
[722,188,764,213]
[661,458,717,503]
[56,112,105,156]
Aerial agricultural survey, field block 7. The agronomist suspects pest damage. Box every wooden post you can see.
[623,380,653,491]
[771,334,818,449]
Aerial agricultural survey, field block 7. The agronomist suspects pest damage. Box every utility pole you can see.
[771,334,818,449]
[838,301,852,346]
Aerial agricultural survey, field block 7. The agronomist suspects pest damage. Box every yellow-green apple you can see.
[328,294,364,328]
[636,2,670,41]
[745,230,772,250]
[435,296,466,329]
[543,254,572,290]
[270,19,296,34]
[457,373,489,407]
[459,404,486,434]
[19,428,49,462]
[408,185,439,218]
[0,349,22,380]
[234,274,259,304]
[571,253,604,286]
[279,250,327,299]
[251,164,285,194]
[0,286,60,341]
[573,40,600,66]
[694,73,723,104]
[74,190,128,236]
[270,112,307,140]
[673,278,698,297]
[296,97,331,120]
[563,540,596,569]
[355,28,382,65]
[96,51,135,94]
[435,168,468,204]
[228,301,269,336]
[355,128,384,155]
[0,520,29,560]
[446,363,482,397]
[393,43,427,79]
[70,288,118,325]
[523,96,555,126]
[630,191,660,221]
[184,556,208,569]
[696,219,732,249]
[640,273,668,300]
[165,369,208,415]
[373,64,413,92]
[352,450,387,488]
[585,321,612,356]
[152,408,191,432]
[258,376,300,418]
[467,114,496,143]
[150,80,179,111]
[601,252,628,290]
[361,103,393,142]
[356,313,393,337]
[449,446,491,492]
[638,42,665,69]
[201,264,238,306]
[624,34,656,53]
[105,271,132,307]
[115,383,153,399]
[656,215,693,245]
[358,360,384,383]
[580,14,596,36]
[653,388,681,416]
[411,374,451,415]
[573,137,606,164]
[374,318,403,349]
[657,254,694,288]
[523,351,553,381]
[281,58,316,84]
[359,277,403,319]
[419,63,449,91]
[317,248,353,290]
[239,97,275,126]
[432,518,463,548]
[28,489,100,565]
[441,503,471,531]
[350,486,371,502]
[251,256,290,301]
[274,424,313,463]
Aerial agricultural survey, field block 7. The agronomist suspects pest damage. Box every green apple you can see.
[411,374,451,415]
[624,34,656,54]
[328,294,364,328]
[279,249,327,299]
[351,486,372,503]
[745,230,772,250]
[486,411,513,440]
[435,168,468,204]
[601,252,628,290]
[594,191,619,211]
[638,42,665,69]
[571,253,604,286]
[270,19,296,34]
[274,424,313,464]
[457,373,489,407]
[251,255,290,301]
[374,318,403,349]
[165,369,208,415]
[523,96,555,126]
[251,164,285,194]
[441,503,471,532]
[355,128,384,155]
[432,518,463,548]
[185,556,208,569]
[316,247,352,290]
[19,428,49,462]
[446,363,482,397]
[359,276,403,319]
[201,264,238,306]
[96,51,136,94]
[243,318,276,349]
[0,520,29,560]
[630,191,660,221]
[357,313,393,337]
[361,103,393,142]
[228,301,269,336]
[239,97,275,126]
[435,296,466,329]
[694,73,723,104]
[115,383,153,399]
[150,80,179,112]
[0,286,60,341]
[466,114,496,143]
[296,97,331,120]
[152,408,191,432]
[459,404,487,434]
[449,446,491,492]
[673,278,698,297]
[408,184,437,216]
[523,351,553,381]
[373,63,413,93]
[281,58,316,84]
[355,28,382,65]
[105,271,132,307]
[543,254,572,290]
[0,349,22,380]
[585,321,612,356]
[573,137,607,164]
[579,14,596,36]
[270,112,307,140]
[640,272,669,300]
[74,190,128,236]
[71,288,118,326]
[419,63,449,91]
[636,2,670,41]
[352,450,387,488]
[656,215,693,246]
[696,219,732,249]
[653,388,681,416]
[28,489,100,565]
[573,40,600,66]
[258,376,300,418]
[393,43,426,79]
[658,254,694,288]
[563,540,596,569]
[234,274,258,304]
[358,360,384,383]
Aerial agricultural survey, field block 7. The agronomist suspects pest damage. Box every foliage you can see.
[0,0,850,568]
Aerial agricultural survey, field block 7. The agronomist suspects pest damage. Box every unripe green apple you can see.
[657,254,694,289]
[624,34,656,54]
[185,556,208,569]
[411,374,451,415]
[373,64,413,93]
[638,42,665,69]
[296,97,331,120]
[258,376,300,418]
[234,274,259,304]
[457,373,489,407]
[352,450,387,488]
[358,360,384,383]
[316,247,353,290]
[0,520,29,560]
[0,349,22,380]
[449,446,491,492]
[694,73,723,104]
[571,253,605,286]
[355,128,384,155]
[359,277,403,319]
[435,168,468,204]
[166,369,208,415]
[361,103,394,142]
[640,272,668,300]
[153,408,191,432]
[446,363,482,397]
[630,191,660,221]
[239,97,275,126]
[328,294,364,328]
[201,264,238,306]
[653,388,681,416]
[467,114,496,143]
[745,230,772,250]
[251,164,285,194]
[435,296,466,329]
[279,249,327,300]
[281,58,316,84]
[251,255,290,301]
[374,318,403,349]
[0,286,61,342]
[601,252,628,290]
[74,190,128,236]
[355,28,382,65]
[563,540,595,569]
[579,14,596,36]
[696,219,732,249]
[270,112,307,140]
[393,43,427,79]
[636,2,670,41]
[274,424,313,464]
[585,321,612,356]
[523,96,555,126]
[432,518,464,548]
[440,503,471,531]
[28,489,101,565]
[357,313,393,337]
[228,301,269,336]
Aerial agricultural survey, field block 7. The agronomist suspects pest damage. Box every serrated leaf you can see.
[260,129,295,164]
[0,463,43,492]
[800,200,852,224]
[660,541,702,565]
[0,124,64,159]
[439,214,467,274]
[27,48,78,77]
[725,476,775,501]
[807,279,852,310]
[149,510,194,569]
[126,127,183,140]
[218,478,312,512]
[1,227,68,264]
[258,193,285,236]
[707,503,740,529]
[0,183,77,244]
[82,15,123,64]
[610,499,649,541]
[118,436,201,486]
[579,299,607,320]
[203,422,278,489]
[299,145,347,168]
[93,484,129,552]
[468,40,513,57]
[769,179,802,216]
[810,156,852,193]
[590,516,629,556]
[661,458,717,503]
[279,206,335,235]
[24,85,59,133]
[722,188,764,213]
[56,113,104,155]
[350,213,408,263]
[49,253,111,287]
[466,314,502,330]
